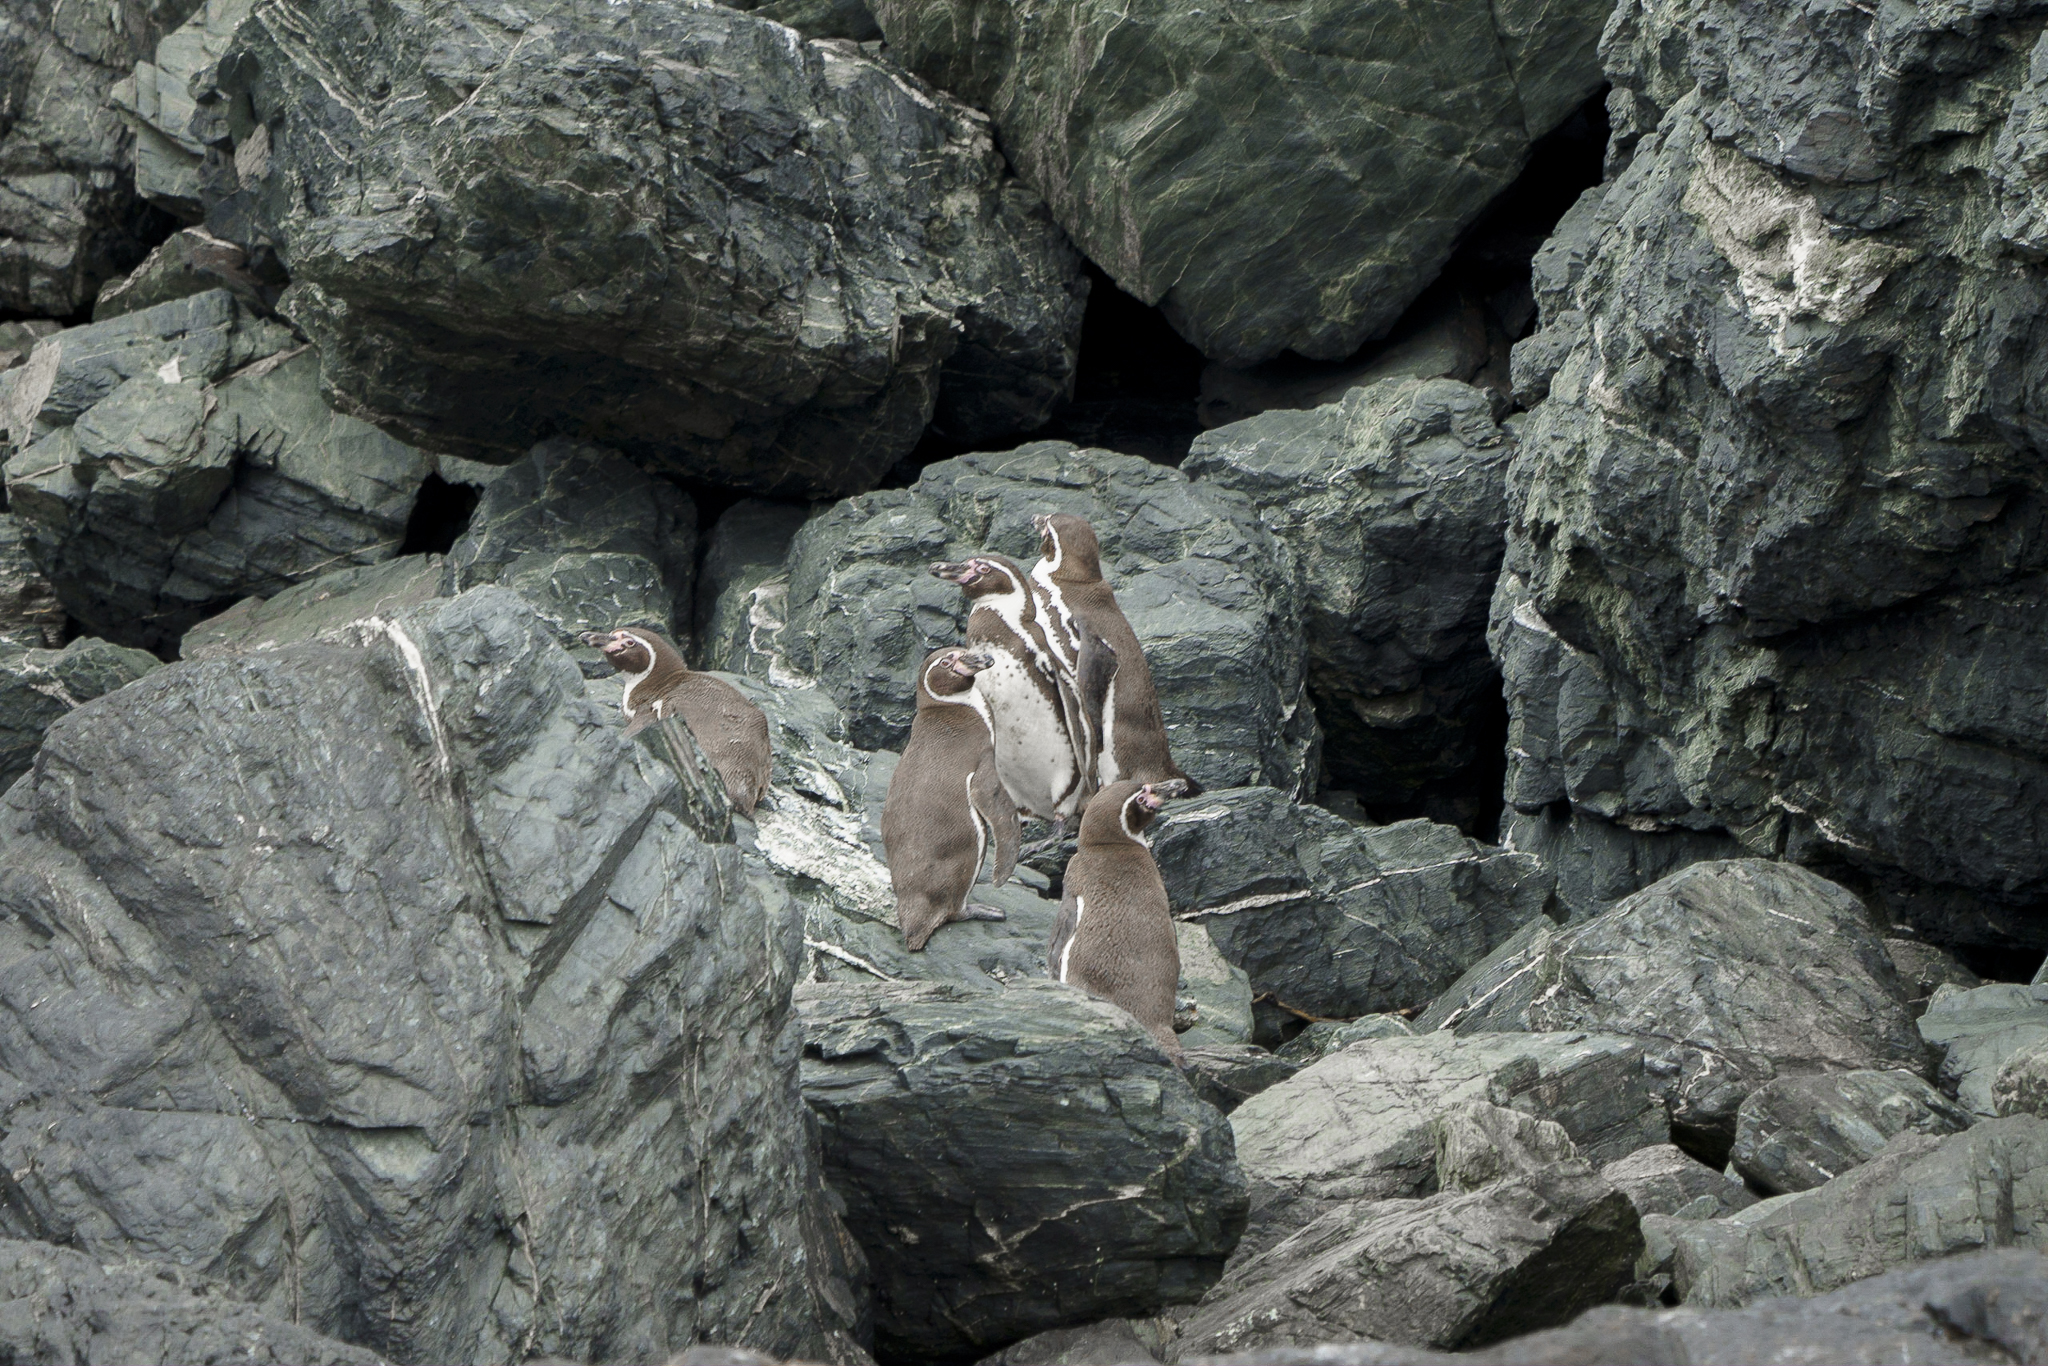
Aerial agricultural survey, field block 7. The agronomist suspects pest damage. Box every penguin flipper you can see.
[1073,627,1118,777]
[1048,885,1080,981]
[972,760,1021,887]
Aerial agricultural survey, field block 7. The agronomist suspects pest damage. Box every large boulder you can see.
[776,445,1316,793]
[0,0,188,313]
[1671,1116,2048,1308]
[1498,804,1743,923]
[201,0,1086,496]
[798,979,1247,1364]
[1228,1030,1667,1253]
[1150,787,1554,1019]
[1417,860,1927,1159]
[3,291,436,650]
[1498,0,2048,950]
[0,635,161,790]
[1728,1070,1973,1196]
[1184,378,1512,819]
[867,0,1610,364]
[1917,981,2048,1117]
[0,587,867,1363]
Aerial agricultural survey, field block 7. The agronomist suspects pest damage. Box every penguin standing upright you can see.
[581,627,772,815]
[882,647,1020,951]
[1029,513,1199,795]
[1049,780,1183,1062]
[929,554,1116,832]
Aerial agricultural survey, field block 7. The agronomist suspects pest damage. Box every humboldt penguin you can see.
[929,553,1116,830]
[882,646,1020,951]
[1029,513,1199,796]
[581,627,772,816]
[1048,780,1182,1062]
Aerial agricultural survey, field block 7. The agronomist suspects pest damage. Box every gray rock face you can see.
[4,292,433,650]
[1499,804,1742,922]
[778,445,1315,792]
[798,979,1247,1364]
[721,0,878,41]
[93,226,271,319]
[867,0,1610,364]
[1228,1031,1667,1254]
[1600,1144,1754,1221]
[1151,787,1555,1019]
[1275,1015,1415,1066]
[1418,860,1926,1158]
[0,1236,380,1365]
[695,499,809,674]
[1729,1070,1974,1196]
[1996,1039,2048,1118]
[1498,0,2048,948]
[0,587,866,1364]
[1885,937,1984,1017]
[1184,379,1511,815]
[448,439,695,666]
[1671,1116,2048,1308]
[1177,1108,1641,1356]
[1918,982,2048,1117]
[205,0,1085,496]
[0,635,161,790]
[111,0,255,220]
[0,0,189,314]
[180,553,451,659]
[0,513,63,649]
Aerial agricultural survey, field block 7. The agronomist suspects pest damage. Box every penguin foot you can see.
[960,903,1007,922]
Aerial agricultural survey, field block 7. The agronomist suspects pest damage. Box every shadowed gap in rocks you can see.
[398,475,482,557]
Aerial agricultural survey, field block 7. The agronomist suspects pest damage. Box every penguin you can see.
[882,646,1020,952]
[581,627,772,816]
[1048,780,1183,1062]
[929,554,1116,834]
[1029,513,1200,796]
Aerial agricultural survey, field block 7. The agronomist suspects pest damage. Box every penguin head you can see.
[1034,513,1103,584]
[917,646,993,703]
[929,557,1022,597]
[1080,779,1170,847]
[579,628,680,677]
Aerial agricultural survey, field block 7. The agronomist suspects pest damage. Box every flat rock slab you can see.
[1729,1069,1973,1195]
[1419,860,1925,1158]
[1919,982,2048,1116]
[1229,1031,1667,1252]
[798,979,1247,1364]
[1152,786,1554,1019]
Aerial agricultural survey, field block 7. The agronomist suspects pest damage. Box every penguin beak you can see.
[1135,784,1167,813]
[953,649,994,675]
[1149,778,1191,799]
[930,560,975,585]
[1032,513,1051,534]
[577,631,610,648]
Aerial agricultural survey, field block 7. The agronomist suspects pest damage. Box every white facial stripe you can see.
[1120,792,1151,848]
[616,634,656,716]
[1060,895,1086,983]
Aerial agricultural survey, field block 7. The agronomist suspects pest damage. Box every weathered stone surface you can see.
[1229,1031,1667,1253]
[1671,1117,2048,1308]
[0,0,188,314]
[0,587,866,1363]
[1499,804,1742,922]
[1499,0,2048,948]
[0,635,161,790]
[778,446,1315,792]
[1419,860,1926,1158]
[1996,1038,2048,1118]
[0,1236,381,1365]
[1600,1144,1754,1222]
[1181,1046,1300,1117]
[180,554,451,659]
[4,293,434,649]
[0,513,63,649]
[448,438,694,667]
[695,499,809,674]
[1184,379,1511,816]
[111,0,255,219]
[721,0,878,41]
[93,226,271,318]
[798,979,1247,1364]
[868,0,1611,364]
[1919,982,2048,1117]
[1729,1070,1973,1196]
[204,0,1085,496]
[1152,787,1554,1020]
[1886,937,1984,1017]
[1176,1120,1641,1356]
[1275,1015,1415,1066]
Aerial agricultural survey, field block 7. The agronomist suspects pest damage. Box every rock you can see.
[0,513,64,648]
[1275,1015,1415,1066]
[977,1319,1163,1366]
[798,978,1247,1364]
[1671,1116,2048,1308]
[1498,804,1743,922]
[448,438,695,667]
[1498,0,2048,950]
[695,499,809,674]
[778,445,1315,793]
[1918,982,2048,1117]
[867,0,1611,364]
[1228,1030,1668,1252]
[1181,1046,1300,1117]
[1600,1145,1754,1221]
[721,0,879,41]
[1431,1100,1581,1194]
[1418,860,1926,1159]
[180,554,451,659]
[1995,1039,2048,1118]
[0,0,187,314]
[1184,379,1512,816]
[0,321,61,377]
[0,635,162,789]
[93,226,272,318]
[1174,1135,1642,1355]
[1728,1070,1974,1196]
[4,294,436,649]
[1175,920,1253,1048]
[1886,938,1984,1017]
[0,1236,381,1365]
[1152,787,1554,1019]
[0,587,867,1363]
[205,0,1085,496]
[110,0,255,220]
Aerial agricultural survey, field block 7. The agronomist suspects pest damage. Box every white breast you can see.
[976,651,1081,819]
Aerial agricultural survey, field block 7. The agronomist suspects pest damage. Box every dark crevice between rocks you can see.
[398,475,481,556]
[1950,942,2048,983]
